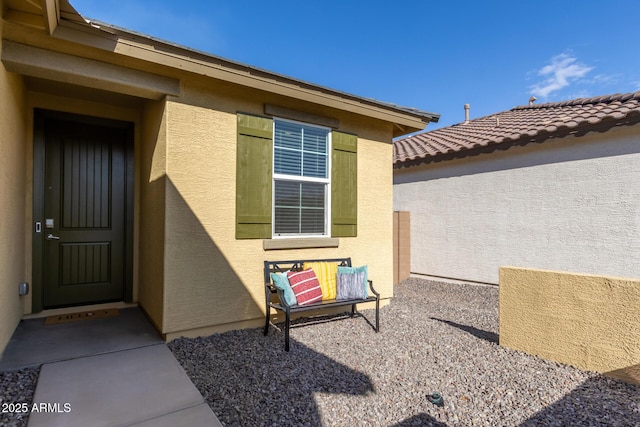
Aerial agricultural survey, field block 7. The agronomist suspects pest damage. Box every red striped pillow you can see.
[287,269,323,306]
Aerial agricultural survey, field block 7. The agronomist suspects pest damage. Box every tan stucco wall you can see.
[0,20,28,354]
[500,267,640,384]
[138,98,167,330]
[160,82,395,338]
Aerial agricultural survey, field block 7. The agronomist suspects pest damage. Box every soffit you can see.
[3,0,76,15]
[3,0,45,29]
[2,0,83,34]
[5,0,42,15]
[25,76,145,108]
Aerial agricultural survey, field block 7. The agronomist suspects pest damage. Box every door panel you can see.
[43,119,127,308]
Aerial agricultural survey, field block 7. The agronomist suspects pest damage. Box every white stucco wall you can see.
[393,124,640,284]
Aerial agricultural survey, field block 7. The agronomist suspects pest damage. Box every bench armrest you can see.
[367,280,380,298]
[266,283,293,310]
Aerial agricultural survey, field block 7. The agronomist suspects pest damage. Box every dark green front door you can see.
[40,114,131,308]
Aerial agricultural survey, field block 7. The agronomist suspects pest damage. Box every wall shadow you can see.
[140,97,264,332]
[519,375,640,426]
[606,363,640,386]
[430,317,498,344]
[169,329,374,426]
[390,413,448,427]
[154,180,264,333]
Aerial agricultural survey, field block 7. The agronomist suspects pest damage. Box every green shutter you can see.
[331,131,357,237]
[236,113,273,239]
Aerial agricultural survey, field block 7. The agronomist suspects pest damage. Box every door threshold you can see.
[24,301,138,320]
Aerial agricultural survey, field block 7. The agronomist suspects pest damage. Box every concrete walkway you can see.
[0,307,221,426]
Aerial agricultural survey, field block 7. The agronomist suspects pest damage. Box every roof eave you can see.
[41,5,439,133]
[91,20,441,123]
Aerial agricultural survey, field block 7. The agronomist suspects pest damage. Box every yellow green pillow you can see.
[303,261,338,300]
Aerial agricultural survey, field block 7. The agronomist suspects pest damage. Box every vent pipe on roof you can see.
[464,104,470,124]
[529,96,537,106]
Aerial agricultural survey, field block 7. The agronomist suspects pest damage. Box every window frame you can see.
[271,117,332,238]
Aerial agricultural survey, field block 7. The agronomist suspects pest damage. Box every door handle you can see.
[46,234,60,240]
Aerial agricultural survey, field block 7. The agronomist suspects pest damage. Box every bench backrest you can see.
[264,258,352,285]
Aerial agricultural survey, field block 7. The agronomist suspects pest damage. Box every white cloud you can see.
[588,74,618,85]
[530,54,594,98]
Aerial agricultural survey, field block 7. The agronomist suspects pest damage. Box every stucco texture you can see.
[159,83,395,337]
[394,125,640,284]
[138,98,167,331]
[500,267,640,384]
[0,27,27,354]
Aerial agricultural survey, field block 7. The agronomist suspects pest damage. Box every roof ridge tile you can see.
[512,91,640,111]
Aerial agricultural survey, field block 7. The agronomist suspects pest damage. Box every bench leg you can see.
[375,298,380,332]
[350,304,356,317]
[264,312,270,336]
[285,311,291,352]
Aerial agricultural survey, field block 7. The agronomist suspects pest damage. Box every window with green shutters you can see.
[236,113,357,239]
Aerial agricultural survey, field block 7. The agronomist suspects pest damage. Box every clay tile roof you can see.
[394,91,640,168]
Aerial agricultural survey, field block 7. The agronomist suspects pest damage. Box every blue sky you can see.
[70,0,640,131]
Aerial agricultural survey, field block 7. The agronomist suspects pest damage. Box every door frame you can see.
[32,109,135,312]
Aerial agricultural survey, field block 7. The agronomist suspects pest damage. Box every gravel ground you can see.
[169,278,640,427]
[0,367,39,427]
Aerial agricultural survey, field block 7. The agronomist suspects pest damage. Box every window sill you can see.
[263,237,339,251]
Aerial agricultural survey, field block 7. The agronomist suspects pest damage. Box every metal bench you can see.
[264,257,380,351]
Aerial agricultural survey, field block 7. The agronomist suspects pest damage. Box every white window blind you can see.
[273,119,329,236]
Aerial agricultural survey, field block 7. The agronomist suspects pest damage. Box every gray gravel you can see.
[0,367,39,427]
[169,278,640,427]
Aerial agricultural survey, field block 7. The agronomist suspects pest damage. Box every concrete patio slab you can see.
[0,307,162,370]
[28,344,220,427]
[130,403,222,427]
